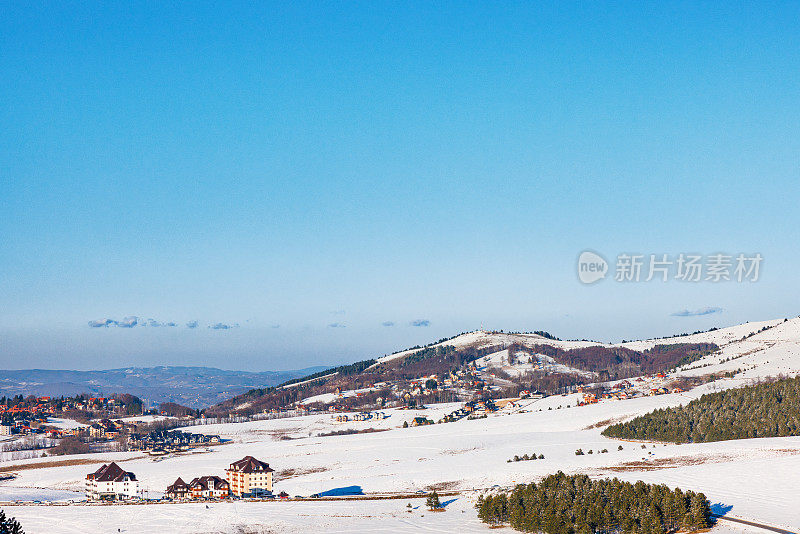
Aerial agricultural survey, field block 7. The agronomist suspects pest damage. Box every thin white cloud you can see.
[671,307,723,317]
[117,316,139,328]
[88,317,210,329]
[209,322,239,330]
[88,318,117,328]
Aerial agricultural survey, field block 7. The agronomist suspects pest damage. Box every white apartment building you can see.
[85,462,139,501]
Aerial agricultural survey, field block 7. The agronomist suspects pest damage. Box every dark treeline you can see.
[399,345,457,368]
[477,472,710,534]
[278,359,376,388]
[158,402,199,418]
[603,375,800,443]
[208,359,378,415]
[530,343,718,380]
[389,344,504,379]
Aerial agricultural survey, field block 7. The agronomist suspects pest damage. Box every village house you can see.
[188,475,230,499]
[165,477,190,500]
[85,462,139,501]
[411,416,433,426]
[226,456,274,497]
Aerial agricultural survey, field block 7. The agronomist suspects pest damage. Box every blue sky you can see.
[1,2,799,370]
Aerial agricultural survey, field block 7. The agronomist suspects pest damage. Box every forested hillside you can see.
[603,376,800,442]
[532,342,718,380]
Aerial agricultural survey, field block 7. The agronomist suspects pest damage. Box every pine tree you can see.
[426,490,441,511]
[0,510,25,534]
[689,492,710,530]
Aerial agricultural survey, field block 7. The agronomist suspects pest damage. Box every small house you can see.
[165,477,190,500]
[189,476,230,499]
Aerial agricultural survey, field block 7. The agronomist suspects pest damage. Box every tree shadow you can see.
[710,502,733,516]
[440,498,458,508]
[315,485,364,497]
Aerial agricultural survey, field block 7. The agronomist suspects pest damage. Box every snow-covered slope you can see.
[5,316,800,533]
[376,317,800,382]
[478,348,594,378]
[3,382,800,532]
[658,317,800,380]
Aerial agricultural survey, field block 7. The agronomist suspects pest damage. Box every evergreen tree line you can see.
[508,452,544,462]
[602,375,800,443]
[476,472,710,534]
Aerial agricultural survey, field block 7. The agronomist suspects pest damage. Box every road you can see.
[713,514,797,534]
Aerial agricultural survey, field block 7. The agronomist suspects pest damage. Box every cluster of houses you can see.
[33,395,134,415]
[441,365,486,390]
[438,398,499,423]
[315,367,495,414]
[66,396,125,413]
[0,397,54,437]
[166,456,274,500]
[577,375,685,406]
[0,419,48,437]
[0,395,142,430]
[333,411,388,423]
[85,456,275,502]
[89,418,137,439]
[128,429,220,453]
[0,396,54,417]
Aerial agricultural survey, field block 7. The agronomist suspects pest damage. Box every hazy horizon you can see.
[0,313,791,372]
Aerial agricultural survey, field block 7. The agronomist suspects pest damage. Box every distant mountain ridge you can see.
[0,366,331,408]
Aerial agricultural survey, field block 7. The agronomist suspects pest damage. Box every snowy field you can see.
[3,317,800,533]
[0,496,771,534]
[46,418,88,430]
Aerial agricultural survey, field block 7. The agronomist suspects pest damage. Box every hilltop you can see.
[208,317,797,416]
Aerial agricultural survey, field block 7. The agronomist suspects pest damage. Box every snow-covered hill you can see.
[375,331,602,367]
[372,317,800,385]
[5,316,800,533]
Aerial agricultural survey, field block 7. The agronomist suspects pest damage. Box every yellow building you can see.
[226,456,274,497]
